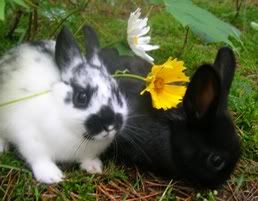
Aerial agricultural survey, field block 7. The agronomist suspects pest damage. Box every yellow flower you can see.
[141,58,189,110]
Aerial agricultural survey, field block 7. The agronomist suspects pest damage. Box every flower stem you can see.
[0,90,50,108]
[112,73,146,82]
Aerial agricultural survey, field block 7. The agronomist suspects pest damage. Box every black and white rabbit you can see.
[0,26,128,184]
[102,47,241,188]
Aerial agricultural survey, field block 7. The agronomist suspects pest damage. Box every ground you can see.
[0,0,257,200]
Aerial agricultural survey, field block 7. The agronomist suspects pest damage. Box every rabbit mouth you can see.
[83,128,118,141]
[94,129,117,140]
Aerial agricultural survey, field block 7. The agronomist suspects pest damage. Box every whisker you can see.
[112,138,118,162]
[127,114,148,119]
[125,124,149,135]
[73,130,94,158]
[119,134,152,162]
[74,137,86,157]
[123,127,145,143]
[123,124,149,142]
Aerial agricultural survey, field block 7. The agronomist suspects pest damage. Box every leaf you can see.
[164,0,241,47]
[15,27,27,43]
[0,0,6,21]
[113,41,134,56]
[40,7,67,21]
[106,0,116,6]
[250,21,258,31]
[12,0,29,9]
[148,0,164,5]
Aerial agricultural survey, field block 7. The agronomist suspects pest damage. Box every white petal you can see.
[137,26,150,37]
[134,18,148,30]
[139,44,160,51]
[127,7,159,63]
[128,8,141,28]
[137,36,151,44]
[140,53,154,63]
[128,18,148,35]
[131,46,154,63]
[136,51,154,63]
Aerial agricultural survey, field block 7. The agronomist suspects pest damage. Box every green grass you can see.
[0,0,258,200]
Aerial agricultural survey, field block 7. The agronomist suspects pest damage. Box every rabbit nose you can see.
[103,125,115,132]
[207,153,225,171]
[99,107,123,133]
[85,106,124,137]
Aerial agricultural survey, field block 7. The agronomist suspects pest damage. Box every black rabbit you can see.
[101,47,241,188]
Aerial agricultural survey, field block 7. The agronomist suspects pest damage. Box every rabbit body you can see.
[102,47,241,188]
[0,27,128,184]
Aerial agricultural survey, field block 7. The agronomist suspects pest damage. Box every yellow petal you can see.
[150,85,187,110]
[150,59,189,83]
[141,57,190,110]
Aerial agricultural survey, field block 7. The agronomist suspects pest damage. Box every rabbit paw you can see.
[32,161,64,184]
[0,139,8,153]
[80,158,103,174]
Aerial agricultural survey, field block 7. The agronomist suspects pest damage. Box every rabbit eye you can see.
[207,153,225,171]
[73,91,88,108]
[72,84,96,108]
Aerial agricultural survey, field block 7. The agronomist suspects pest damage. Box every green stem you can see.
[0,73,145,108]
[0,90,50,108]
[112,73,146,82]
[0,164,31,174]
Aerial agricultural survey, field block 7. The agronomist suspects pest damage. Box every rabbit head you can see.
[53,26,128,141]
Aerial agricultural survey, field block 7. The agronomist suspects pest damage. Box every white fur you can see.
[0,41,128,183]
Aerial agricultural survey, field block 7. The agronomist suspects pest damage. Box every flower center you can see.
[154,77,165,92]
[133,36,138,45]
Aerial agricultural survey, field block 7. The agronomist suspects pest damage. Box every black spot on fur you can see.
[0,51,18,70]
[73,63,87,77]
[29,41,54,57]
[85,115,103,136]
[114,113,123,131]
[85,106,123,136]
[99,106,116,129]
[111,84,123,106]
[64,92,72,103]
[0,50,19,84]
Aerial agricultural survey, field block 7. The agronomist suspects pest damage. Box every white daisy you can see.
[127,8,159,64]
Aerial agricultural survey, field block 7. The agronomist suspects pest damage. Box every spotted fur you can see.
[0,26,128,184]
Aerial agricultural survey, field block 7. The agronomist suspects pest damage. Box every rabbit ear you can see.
[99,47,152,75]
[183,65,220,122]
[83,26,101,64]
[55,26,83,81]
[99,48,120,73]
[213,47,236,111]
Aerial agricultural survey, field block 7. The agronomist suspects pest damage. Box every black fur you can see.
[83,26,100,61]
[86,106,123,136]
[0,50,19,70]
[55,27,82,73]
[64,92,72,103]
[29,41,54,57]
[111,85,123,107]
[103,47,241,189]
